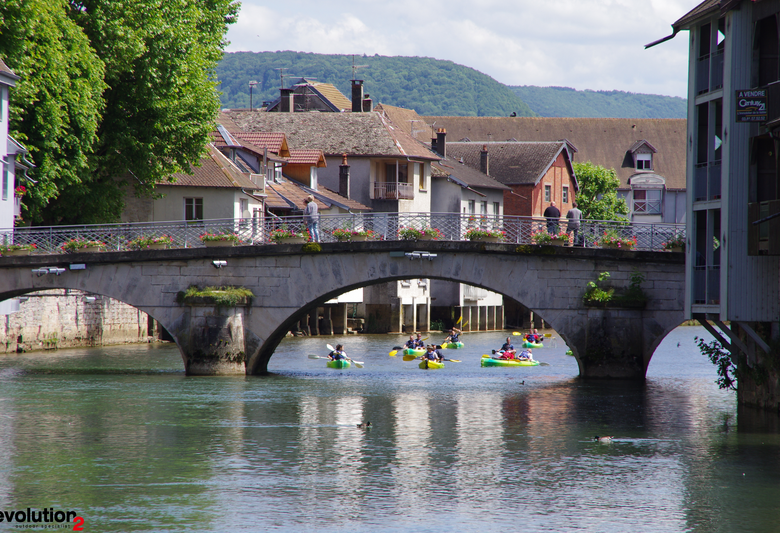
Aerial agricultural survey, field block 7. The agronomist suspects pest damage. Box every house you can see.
[122,144,266,224]
[264,78,369,113]
[0,59,32,232]
[652,0,780,378]
[221,98,441,333]
[384,108,687,223]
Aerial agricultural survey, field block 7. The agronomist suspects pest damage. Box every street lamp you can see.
[249,80,258,110]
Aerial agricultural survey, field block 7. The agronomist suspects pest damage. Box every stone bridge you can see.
[0,241,685,378]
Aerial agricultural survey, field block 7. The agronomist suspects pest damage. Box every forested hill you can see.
[217,51,686,118]
[217,51,535,117]
[509,86,687,119]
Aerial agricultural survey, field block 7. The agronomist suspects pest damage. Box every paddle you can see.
[322,345,364,368]
[389,345,403,357]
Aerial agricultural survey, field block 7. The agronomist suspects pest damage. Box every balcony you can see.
[373,182,414,200]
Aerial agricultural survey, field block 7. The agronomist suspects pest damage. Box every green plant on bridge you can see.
[583,272,614,303]
[178,286,254,307]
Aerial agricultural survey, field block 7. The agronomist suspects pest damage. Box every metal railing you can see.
[0,213,686,256]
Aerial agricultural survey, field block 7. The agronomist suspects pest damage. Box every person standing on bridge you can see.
[566,201,582,246]
[304,195,320,243]
[544,201,561,235]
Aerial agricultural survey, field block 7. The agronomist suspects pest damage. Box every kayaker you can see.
[499,337,516,359]
[328,344,347,361]
[424,345,443,362]
[518,349,532,361]
[444,326,461,344]
[414,333,425,348]
[404,335,417,349]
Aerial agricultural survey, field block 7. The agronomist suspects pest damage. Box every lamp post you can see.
[249,80,258,110]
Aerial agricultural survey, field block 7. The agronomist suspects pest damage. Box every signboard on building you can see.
[736,89,768,122]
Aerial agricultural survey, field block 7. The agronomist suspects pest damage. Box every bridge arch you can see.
[0,241,685,377]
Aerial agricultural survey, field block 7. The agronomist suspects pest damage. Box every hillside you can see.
[217,51,535,117]
[510,85,687,119]
[216,52,687,119]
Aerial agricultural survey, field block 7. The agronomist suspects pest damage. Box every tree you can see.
[572,162,629,221]
[0,0,238,224]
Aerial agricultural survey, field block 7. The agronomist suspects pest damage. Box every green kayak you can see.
[522,341,544,348]
[327,359,351,369]
[419,359,445,369]
[441,341,464,349]
[403,348,426,357]
[481,355,540,367]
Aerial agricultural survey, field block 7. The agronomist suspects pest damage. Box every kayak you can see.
[327,359,351,369]
[522,341,544,348]
[566,350,573,356]
[403,348,426,357]
[441,341,464,349]
[419,359,445,369]
[481,355,540,367]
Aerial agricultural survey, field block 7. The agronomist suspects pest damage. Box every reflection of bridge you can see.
[0,240,685,377]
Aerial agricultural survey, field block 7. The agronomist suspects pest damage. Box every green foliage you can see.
[0,0,238,224]
[217,51,536,117]
[572,162,629,221]
[583,272,614,303]
[301,242,322,253]
[695,336,737,391]
[430,319,445,331]
[178,286,254,307]
[509,85,687,119]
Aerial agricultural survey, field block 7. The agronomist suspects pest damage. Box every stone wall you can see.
[1,290,156,353]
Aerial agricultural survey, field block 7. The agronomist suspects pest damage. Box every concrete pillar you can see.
[390,298,403,333]
[569,308,647,379]
[172,303,250,375]
[308,311,319,336]
[479,305,487,331]
[321,306,333,336]
[332,304,347,334]
[487,306,495,330]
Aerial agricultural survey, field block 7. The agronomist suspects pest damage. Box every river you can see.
[0,326,778,532]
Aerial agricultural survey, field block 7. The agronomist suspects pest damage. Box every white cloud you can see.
[226,0,701,97]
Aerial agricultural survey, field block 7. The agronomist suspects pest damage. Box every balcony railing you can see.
[633,200,661,214]
[372,182,414,200]
[0,212,686,256]
[694,161,721,202]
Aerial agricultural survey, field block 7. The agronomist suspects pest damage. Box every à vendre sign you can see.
[735,89,767,122]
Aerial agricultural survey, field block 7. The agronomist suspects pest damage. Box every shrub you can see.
[200,232,240,243]
[464,227,505,240]
[270,227,308,243]
[600,229,636,249]
[398,227,423,240]
[128,234,174,250]
[663,233,686,251]
[0,243,36,253]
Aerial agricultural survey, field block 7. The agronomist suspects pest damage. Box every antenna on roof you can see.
[351,55,368,80]
[275,68,301,89]
[409,119,426,138]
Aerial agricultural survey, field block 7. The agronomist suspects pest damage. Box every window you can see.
[633,190,662,214]
[239,198,248,218]
[544,184,551,202]
[418,163,425,190]
[562,186,569,204]
[481,201,487,215]
[185,198,203,220]
[1,164,7,201]
[385,162,408,183]
[493,202,500,215]
[468,200,475,214]
[636,154,652,171]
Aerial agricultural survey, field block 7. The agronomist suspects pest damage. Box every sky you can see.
[225,0,703,99]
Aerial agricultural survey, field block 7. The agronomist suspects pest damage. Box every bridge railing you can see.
[0,213,685,255]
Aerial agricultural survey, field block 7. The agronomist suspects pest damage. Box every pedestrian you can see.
[566,201,582,246]
[304,195,320,242]
[544,201,561,235]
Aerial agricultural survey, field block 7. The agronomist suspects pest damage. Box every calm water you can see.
[0,327,779,532]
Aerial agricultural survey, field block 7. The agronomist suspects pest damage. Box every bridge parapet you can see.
[1,213,685,256]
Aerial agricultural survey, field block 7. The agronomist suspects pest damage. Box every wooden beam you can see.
[715,320,753,367]
[696,318,737,364]
[736,321,772,354]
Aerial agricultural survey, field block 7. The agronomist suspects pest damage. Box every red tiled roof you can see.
[287,149,326,166]
[165,145,260,190]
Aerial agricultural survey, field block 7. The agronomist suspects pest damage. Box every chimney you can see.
[280,88,295,112]
[431,136,438,155]
[362,94,373,112]
[436,128,447,158]
[480,145,489,175]
[351,80,364,112]
[339,153,350,198]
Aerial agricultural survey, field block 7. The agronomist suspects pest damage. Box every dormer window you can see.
[636,153,653,171]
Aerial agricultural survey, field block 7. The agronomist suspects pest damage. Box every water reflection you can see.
[0,328,778,531]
